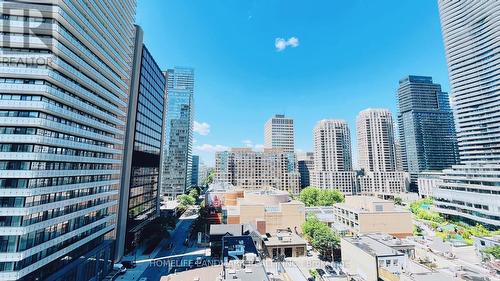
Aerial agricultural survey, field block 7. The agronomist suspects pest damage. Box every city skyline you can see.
[136,0,452,165]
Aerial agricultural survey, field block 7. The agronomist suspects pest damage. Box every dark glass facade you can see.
[191,155,200,187]
[124,45,166,254]
[397,76,459,191]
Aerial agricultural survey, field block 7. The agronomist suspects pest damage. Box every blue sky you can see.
[137,0,450,166]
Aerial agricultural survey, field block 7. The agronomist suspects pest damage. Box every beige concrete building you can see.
[215,148,300,194]
[357,109,398,172]
[342,234,450,281]
[358,171,410,196]
[205,189,306,235]
[333,196,413,238]
[311,119,356,194]
[356,109,409,196]
[341,235,406,281]
[263,229,307,258]
[264,114,295,153]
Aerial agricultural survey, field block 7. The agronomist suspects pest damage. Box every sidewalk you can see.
[116,238,169,281]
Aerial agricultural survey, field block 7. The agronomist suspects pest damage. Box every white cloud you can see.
[194,121,210,136]
[242,140,264,151]
[194,144,229,153]
[275,36,300,51]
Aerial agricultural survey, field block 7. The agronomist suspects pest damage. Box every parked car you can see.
[113,263,127,275]
[325,264,334,273]
[316,268,332,278]
[121,260,136,268]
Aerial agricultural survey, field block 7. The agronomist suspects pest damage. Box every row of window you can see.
[0,94,117,128]
[0,174,112,189]
[0,144,113,159]
[0,127,114,148]
[0,109,114,138]
[0,160,112,171]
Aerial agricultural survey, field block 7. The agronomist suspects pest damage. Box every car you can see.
[325,264,334,273]
[317,268,333,278]
[316,268,326,276]
[112,263,127,275]
[121,260,136,268]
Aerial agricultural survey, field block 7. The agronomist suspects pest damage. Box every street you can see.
[117,207,203,281]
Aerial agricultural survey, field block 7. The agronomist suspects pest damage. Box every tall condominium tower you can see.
[162,67,194,199]
[356,109,397,172]
[0,1,135,280]
[356,109,409,195]
[397,75,459,191]
[115,26,165,261]
[311,120,356,194]
[297,152,314,188]
[215,148,300,194]
[434,0,499,228]
[264,114,295,153]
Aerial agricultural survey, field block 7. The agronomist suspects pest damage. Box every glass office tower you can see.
[115,26,166,261]
[162,67,195,199]
[434,0,499,229]
[0,1,136,280]
[191,155,200,187]
[397,75,459,192]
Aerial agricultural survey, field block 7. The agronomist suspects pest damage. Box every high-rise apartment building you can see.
[191,155,200,187]
[397,75,459,191]
[356,109,409,196]
[297,152,314,188]
[356,109,397,172]
[264,114,295,153]
[434,0,499,228]
[162,67,195,199]
[311,120,356,194]
[0,1,135,280]
[115,26,165,261]
[215,148,300,194]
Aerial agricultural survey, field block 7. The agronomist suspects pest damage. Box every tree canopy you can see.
[299,187,344,207]
[302,214,340,260]
[177,194,196,207]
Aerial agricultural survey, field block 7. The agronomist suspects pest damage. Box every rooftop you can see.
[263,230,307,247]
[160,265,223,281]
[366,233,414,248]
[210,224,243,236]
[343,235,403,257]
[222,261,269,281]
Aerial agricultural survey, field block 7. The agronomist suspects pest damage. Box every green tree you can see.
[318,189,344,206]
[301,214,340,260]
[310,226,339,260]
[189,188,199,199]
[177,194,195,207]
[299,187,344,207]
[481,245,500,259]
[394,197,403,205]
[299,187,320,207]
[202,170,215,186]
[301,215,324,239]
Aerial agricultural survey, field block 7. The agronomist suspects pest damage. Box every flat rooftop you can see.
[343,235,403,257]
[161,265,223,281]
[223,261,269,281]
[263,231,307,247]
[366,233,414,248]
[210,224,243,236]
